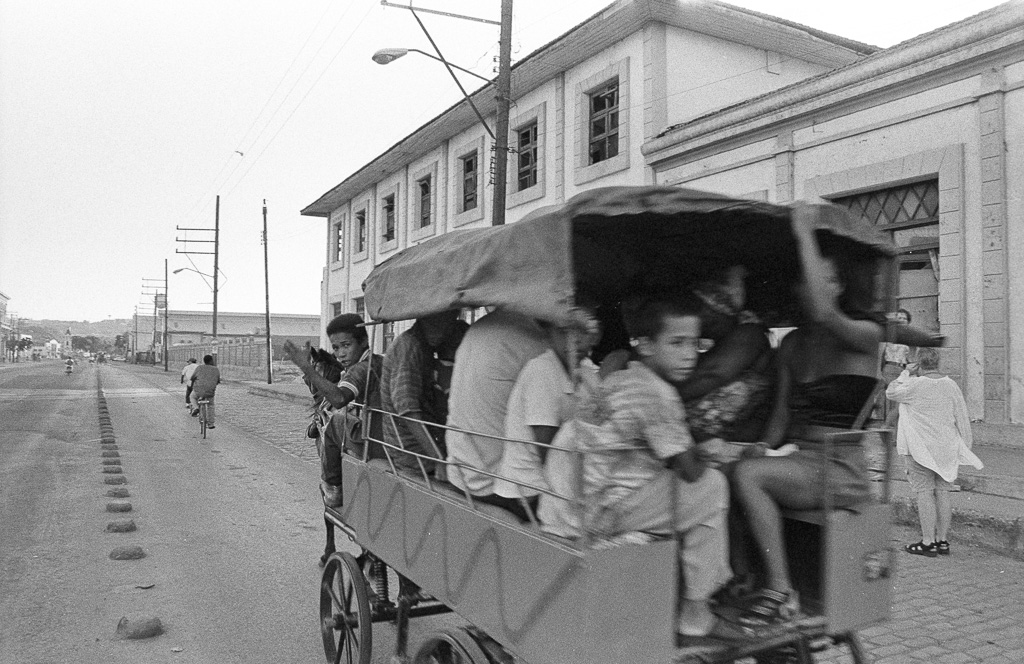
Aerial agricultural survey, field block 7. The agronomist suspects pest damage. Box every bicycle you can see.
[197,399,210,439]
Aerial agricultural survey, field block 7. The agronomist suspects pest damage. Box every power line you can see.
[225,1,378,196]
[176,1,357,228]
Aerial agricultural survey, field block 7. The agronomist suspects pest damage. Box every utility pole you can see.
[164,259,169,372]
[133,307,138,363]
[262,199,273,384]
[175,195,220,365]
[212,195,220,365]
[492,0,513,226]
[143,272,167,367]
[386,1,513,225]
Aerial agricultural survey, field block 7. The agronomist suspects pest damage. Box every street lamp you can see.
[371,0,513,225]
[173,267,227,364]
[372,48,493,84]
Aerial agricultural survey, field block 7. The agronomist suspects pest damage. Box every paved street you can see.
[2,360,1023,663]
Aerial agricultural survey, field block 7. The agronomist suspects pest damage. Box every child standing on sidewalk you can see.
[887,347,983,557]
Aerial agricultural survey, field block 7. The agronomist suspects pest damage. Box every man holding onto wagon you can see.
[284,314,383,507]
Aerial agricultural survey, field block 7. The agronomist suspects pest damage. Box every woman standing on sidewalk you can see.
[887,347,983,557]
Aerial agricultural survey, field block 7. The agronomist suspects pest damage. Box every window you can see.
[382,194,396,242]
[354,297,365,320]
[461,153,478,212]
[833,180,940,331]
[334,222,344,263]
[331,302,342,318]
[588,81,619,165]
[355,210,367,253]
[418,177,432,228]
[517,122,538,191]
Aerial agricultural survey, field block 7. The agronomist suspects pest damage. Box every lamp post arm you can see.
[411,8,495,140]
[408,49,493,84]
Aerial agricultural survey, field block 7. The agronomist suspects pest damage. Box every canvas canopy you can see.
[362,186,896,326]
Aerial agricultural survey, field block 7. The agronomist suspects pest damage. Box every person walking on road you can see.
[189,354,221,429]
[886,347,983,557]
[181,358,199,409]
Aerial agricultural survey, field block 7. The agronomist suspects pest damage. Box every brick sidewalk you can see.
[817,528,1024,663]
[207,380,320,466]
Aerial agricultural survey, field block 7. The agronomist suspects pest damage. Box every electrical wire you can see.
[224,1,378,196]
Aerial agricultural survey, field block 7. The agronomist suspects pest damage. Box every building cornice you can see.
[300,0,871,217]
[642,3,1024,167]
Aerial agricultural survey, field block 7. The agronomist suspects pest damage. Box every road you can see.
[0,361,333,663]
[2,360,1023,663]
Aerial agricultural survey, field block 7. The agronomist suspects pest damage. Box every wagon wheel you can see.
[412,627,491,664]
[320,552,372,664]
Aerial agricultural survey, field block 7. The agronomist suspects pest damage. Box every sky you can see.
[0,0,1012,323]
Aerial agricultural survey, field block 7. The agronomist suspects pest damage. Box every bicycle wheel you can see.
[200,403,208,439]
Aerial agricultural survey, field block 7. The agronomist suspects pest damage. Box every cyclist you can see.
[189,355,221,429]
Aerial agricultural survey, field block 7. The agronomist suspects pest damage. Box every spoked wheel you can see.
[412,627,491,664]
[320,552,372,664]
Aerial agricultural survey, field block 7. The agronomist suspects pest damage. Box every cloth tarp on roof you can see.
[362,187,896,324]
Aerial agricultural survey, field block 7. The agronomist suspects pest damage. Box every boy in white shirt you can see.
[493,312,599,519]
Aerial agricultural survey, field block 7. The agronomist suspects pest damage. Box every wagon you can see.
[319,186,898,664]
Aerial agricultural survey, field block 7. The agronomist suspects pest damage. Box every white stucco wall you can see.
[1004,84,1024,422]
[664,26,829,129]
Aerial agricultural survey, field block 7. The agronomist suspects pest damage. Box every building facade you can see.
[302,0,1024,424]
[0,290,9,362]
[132,310,320,359]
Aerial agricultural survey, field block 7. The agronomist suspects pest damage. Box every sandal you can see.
[936,540,950,555]
[737,589,799,629]
[904,541,937,558]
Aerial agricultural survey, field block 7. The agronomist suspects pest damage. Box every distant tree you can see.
[71,335,104,353]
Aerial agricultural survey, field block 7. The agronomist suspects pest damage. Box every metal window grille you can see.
[833,180,941,329]
[418,177,432,228]
[382,194,396,242]
[355,210,367,253]
[589,81,619,165]
[462,154,477,211]
[517,122,538,191]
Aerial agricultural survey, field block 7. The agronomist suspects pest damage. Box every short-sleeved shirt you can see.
[445,310,547,495]
[580,361,693,514]
[379,325,441,466]
[335,350,384,455]
[181,363,198,383]
[191,364,221,398]
[493,349,574,499]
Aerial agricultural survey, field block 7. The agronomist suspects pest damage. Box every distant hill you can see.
[14,319,132,342]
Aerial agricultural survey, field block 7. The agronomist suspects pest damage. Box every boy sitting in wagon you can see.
[549,294,732,640]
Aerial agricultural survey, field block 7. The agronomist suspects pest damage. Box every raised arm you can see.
[283,340,354,409]
[792,205,883,354]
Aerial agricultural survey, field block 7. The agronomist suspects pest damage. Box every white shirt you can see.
[445,310,547,495]
[182,363,199,382]
[886,370,982,482]
[494,349,575,499]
